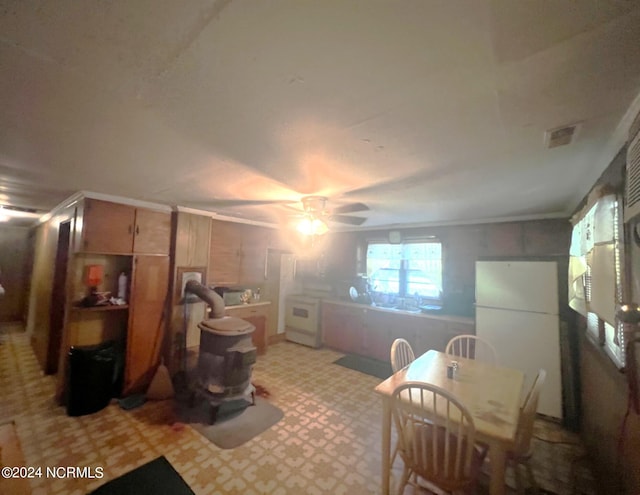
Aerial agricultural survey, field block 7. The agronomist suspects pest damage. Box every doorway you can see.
[263,249,298,341]
[47,220,71,374]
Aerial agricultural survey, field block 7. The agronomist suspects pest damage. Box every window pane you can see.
[367,240,442,300]
[369,268,400,294]
[406,273,441,298]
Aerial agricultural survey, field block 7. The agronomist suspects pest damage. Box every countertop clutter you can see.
[224,301,271,310]
[321,300,475,363]
[324,298,474,325]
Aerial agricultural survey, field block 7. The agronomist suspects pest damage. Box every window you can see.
[569,193,625,368]
[366,240,442,301]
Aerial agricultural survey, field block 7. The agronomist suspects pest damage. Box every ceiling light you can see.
[296,216,329,236]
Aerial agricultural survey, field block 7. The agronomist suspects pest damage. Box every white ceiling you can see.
[1,0,640,229]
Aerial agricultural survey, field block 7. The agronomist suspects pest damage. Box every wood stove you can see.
[182,280,258,422]
[197,316,257,396]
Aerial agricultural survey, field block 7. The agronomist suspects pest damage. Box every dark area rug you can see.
[174,396,283,449]
[89,456,194,495]
[333,354,393,379]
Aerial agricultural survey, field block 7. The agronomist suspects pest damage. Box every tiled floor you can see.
[0,324,598,494]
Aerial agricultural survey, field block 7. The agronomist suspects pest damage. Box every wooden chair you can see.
[508,369,547,495]
[445,334,498,365]
[391,381,486,494]
[389,338,416,465]
[391,338,415,373]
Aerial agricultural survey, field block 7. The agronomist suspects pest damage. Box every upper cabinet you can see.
[81,199,171,255]
[239,224,271,283]
[209,219,272,286]
[209,219,243,285]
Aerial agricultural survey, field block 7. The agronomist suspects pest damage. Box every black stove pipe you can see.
[184,280,226,319]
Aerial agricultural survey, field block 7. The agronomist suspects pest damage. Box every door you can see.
[475,261,558,313]
[209,219,242,285]
[263,249,282,339]
[263,250,298,337]
[476,306,563,418]
[47,220,71,374]
[285,298,318,333]
[82,199,135,253]
[125,255,170,394]
[133,208,171,255]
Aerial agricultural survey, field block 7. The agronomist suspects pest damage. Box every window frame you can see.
[572,193,626,369]
[365,237,443,302]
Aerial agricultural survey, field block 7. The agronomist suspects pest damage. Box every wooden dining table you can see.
[374,350,525,495]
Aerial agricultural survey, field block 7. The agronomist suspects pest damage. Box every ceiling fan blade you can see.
[328,214,367,225]
[332,202,369,214]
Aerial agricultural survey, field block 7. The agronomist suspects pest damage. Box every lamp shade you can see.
[296,216,329,236]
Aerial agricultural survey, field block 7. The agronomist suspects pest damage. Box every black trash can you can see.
[66,341,117,417]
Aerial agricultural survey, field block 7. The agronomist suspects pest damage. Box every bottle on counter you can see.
[254,288,261,302]
[117,272,127,300]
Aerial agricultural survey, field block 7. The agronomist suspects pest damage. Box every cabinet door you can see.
[321,304,345,351]
[133,208,171,254]
[82,199,135,254]
[209,219,242,285]
[321,304,364,354]
[365,310,395,362]
[225,305,269,355]
[125,255,170,394]
[239,225,270,284]
[244,315,267,355]
[341,306,366,355]
[412,317,448,355]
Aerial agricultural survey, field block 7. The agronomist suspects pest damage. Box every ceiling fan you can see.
[297,196,369,226]
[189,195,369,233]
[287,196,369,235]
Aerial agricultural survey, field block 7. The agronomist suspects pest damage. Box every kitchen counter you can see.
[322,299,474,325]
[224,301,271,310]
[223,302,271,355]
[321,299,475,361]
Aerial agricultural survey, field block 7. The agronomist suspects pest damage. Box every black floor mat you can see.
[333,354,393,379]
[89,456,194,495]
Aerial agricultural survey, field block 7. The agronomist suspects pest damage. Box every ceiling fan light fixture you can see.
[296,215,329,236]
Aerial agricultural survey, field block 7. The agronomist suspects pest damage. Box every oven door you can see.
[285,298,319,334]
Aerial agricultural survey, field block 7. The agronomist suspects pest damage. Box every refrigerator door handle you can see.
[475,304,557,316]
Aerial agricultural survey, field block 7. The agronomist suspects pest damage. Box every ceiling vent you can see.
[544,123,580,149]
[624,112,640,222]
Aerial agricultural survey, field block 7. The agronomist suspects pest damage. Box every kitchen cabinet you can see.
[56,198,173,401]
[209,221,272,286]
[321,302,366,354]
[363,310,396,362]
[81,198,171,255]
[124,255,170,394]
[412,318,448,356]
[224,302,270,355]
[208,220,271,285]
[239,225,271,283]
[209,219,243,285]
[321,300,474,362]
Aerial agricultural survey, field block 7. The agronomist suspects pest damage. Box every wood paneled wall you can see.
[332,218,571,295]
[167,212,211,372]
[0,226,32,322]
[27,206,77,372]
[573,146,640,494]
[579,330,638,494]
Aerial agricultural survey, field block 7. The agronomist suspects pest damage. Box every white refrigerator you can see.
[475,261,563,419]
